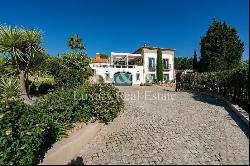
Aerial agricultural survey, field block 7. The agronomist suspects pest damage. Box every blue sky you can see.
[0,0,249,59]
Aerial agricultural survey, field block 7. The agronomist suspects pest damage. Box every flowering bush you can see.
[0,83,123,164]
[181,67,249,112]
[76,83,124,123]
[0,101,56,165]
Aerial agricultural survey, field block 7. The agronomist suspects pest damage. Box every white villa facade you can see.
[90,45,175,85]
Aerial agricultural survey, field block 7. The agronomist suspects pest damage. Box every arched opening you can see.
[114,72,132,86]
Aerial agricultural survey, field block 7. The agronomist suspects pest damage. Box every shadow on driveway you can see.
[67,156,85,165]
[189,91,249,139]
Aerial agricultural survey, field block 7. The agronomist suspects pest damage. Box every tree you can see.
[67,34,85,52]
[0,25,45,103]
[244,59,249,67]
[0,57,16,77]
[174,57,193,70]
[156,48,163,81]
[45,52,93,88]
[192,50,198,71]
[200,20,244,72]
[99,53,109,59]
[240,59,249,69]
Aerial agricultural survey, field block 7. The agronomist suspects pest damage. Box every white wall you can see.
[91,64,144,84]
[143,53,156,82]
[162,53,174,81]
[143,52,174,81]
[90,49,175,84]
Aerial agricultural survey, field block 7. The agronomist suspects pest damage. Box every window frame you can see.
[148,57,155,69]
[163,73,169,81]
[163,59,169,69]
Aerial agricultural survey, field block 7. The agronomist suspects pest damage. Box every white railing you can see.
[148,65,156,71]
[163,64,172,71]
[92,64,139,68]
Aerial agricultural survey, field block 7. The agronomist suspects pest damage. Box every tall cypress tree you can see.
[193,50,198,71]
[156,48,163,81]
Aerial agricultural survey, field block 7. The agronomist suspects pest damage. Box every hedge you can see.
[181,67,249,112]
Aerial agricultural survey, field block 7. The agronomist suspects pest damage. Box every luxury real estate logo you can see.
[74,90,175,101]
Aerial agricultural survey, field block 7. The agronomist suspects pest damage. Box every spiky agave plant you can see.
[0,77,20,101]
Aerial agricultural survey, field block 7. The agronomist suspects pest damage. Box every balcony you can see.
[92,64,138,68]
[148,64,171,72]
[148,65,156,72]
[163,64,171,71]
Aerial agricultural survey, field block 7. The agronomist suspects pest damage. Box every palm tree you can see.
[67,34,85,52]
[0,25,44,103]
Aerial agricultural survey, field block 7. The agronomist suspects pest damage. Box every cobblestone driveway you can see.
[75,86,249,165]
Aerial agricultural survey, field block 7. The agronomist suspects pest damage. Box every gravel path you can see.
[73,86,249,165]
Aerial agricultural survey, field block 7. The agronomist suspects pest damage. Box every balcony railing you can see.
[148,65,156,71]
[92,64,138,68]
[163,64,172,71]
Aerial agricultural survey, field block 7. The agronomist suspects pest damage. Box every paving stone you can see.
[75,86,249,165]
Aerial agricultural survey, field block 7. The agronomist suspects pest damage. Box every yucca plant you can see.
[0,24,45,103]
[0,77,20,101]
[0,57,16,77]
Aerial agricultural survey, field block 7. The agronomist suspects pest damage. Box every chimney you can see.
[144,44,147,47]
[96,53,101,60]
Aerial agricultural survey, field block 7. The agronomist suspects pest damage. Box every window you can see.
[163,74,169,81]
[105,73,110,81]
[148,58,155,70]
[136,73,140,81]
[146,74,156,83]
[163,59,169,69]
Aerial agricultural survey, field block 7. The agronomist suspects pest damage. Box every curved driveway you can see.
[75,86,249,165]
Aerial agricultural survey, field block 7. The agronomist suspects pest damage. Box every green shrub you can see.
[37,82,123,125]
[0,82,123,165]
[44,57,62,78]
[181,67,249,112]
[45,53,93,89]
[36,83,123,125]
[29,77,55,95]
[56,68,85,88]
[79,83,123,123]
[37,88,92,125]
[0,101,56,165]
[38,82,55,94]
[0,89,92,165]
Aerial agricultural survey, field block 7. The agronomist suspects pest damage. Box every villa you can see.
[90,45,175,85]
